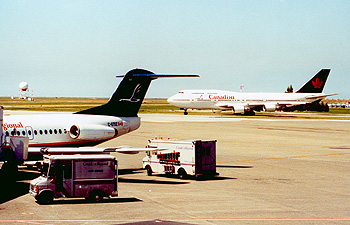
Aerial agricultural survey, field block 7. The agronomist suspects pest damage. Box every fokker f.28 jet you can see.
[2,69,198,159]
[167,69,334,115]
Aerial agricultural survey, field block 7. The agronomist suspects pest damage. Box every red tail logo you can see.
[312,78,323,89]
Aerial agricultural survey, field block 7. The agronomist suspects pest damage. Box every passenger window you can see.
[34,130,37,135]
[5,131,9,136]
[28,130,32,135]
[39,130,43,135]
[22,131,26,136]
[54,129,57,134]
[59,129,62,134]
[17,131,20,136]
[44,130,48,135]
[49,129,53,134]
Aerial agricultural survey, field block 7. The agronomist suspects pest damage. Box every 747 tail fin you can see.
[76,68,198,117]
[296,69,331,93]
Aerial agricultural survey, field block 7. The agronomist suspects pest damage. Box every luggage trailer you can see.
[143,139,217,178]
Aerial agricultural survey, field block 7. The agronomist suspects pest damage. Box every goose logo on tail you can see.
[119,83,142,102]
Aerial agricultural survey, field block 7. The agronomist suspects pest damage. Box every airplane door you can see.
[190,98,196,105]
[25,126,34,140]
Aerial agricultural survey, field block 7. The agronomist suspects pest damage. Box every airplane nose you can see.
[167,96,174,103]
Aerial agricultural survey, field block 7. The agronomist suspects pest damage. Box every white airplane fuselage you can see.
[3,113,140,147]
[168,69,333,114]
[168,90,329,113]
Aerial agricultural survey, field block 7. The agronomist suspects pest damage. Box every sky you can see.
[1,0,349,99]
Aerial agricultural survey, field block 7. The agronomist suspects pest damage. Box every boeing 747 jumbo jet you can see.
[2,68,198,158]
[167,69,334,115]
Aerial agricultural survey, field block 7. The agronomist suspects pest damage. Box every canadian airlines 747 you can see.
[167,69,335,115]
[2,68,198,159]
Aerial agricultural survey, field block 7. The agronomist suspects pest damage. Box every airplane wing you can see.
[28,146,166,155]
[215,102,247,113]
[215,102,247,108]
[106,146,166,154]
[305,93,338,100]
[216,99,331,111]
[216,101,297,112]
[116,74,199,80]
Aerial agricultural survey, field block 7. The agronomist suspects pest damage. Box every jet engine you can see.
[233,105,245,114]
[69,124,117,141]
[263,104,277,112]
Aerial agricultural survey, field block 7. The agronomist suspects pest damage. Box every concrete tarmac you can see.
[0,114,349,224]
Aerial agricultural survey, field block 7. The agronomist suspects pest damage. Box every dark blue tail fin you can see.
[76,68,199,117]
[76,69,153,117]
[296,69,330,93]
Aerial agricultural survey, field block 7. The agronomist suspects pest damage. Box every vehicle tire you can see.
[146,166,153,176]
[88,191,104,202]
[36,191,54,205]
[178,168,187,179]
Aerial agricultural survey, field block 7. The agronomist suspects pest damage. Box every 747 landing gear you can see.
[180,108,189,115]
[244,110,255,116]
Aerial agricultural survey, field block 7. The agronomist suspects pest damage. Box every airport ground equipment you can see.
[0,106,29,178]
[29,154,118,204]
[143,139,217,178]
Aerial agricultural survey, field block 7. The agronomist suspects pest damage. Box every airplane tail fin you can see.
[76,68,198,117]
[296,69,330,93]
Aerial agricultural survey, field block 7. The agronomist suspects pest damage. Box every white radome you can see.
[19,82,28,91]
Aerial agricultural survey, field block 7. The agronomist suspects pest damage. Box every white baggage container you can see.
[143,139,217,178]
